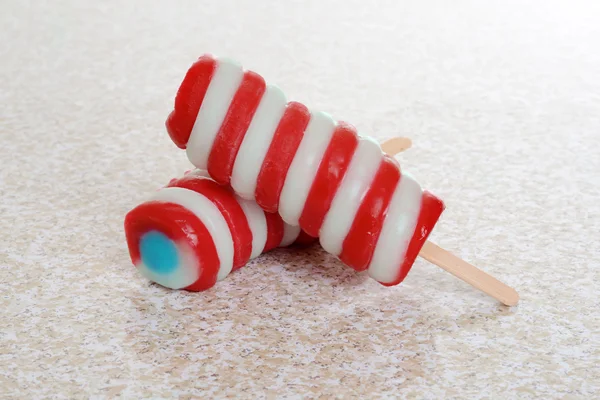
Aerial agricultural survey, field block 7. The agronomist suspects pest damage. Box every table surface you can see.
[1,0,599,398]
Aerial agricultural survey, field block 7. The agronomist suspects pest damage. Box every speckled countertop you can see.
[1,0,599,398]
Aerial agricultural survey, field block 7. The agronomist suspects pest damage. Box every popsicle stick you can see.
[380,137,412,154]
[381,138,520,306]
[419,242,519,306]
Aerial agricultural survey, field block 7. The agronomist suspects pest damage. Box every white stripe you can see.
[367,172,422,284]
[230,84,287,200]
[280,224,301,247]
[278,111,336,226]
[235,195,268,259]
[186,169,210,178]
[186,58,244,170]
[150,187,235,281]
[319,137,383,256]
[136,241,199,289]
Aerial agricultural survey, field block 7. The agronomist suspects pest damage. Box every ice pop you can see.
[165,54,444,286]
[124,170,315,291]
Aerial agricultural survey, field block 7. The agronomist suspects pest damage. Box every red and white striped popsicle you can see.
[165,54,444,287]
[124,170,315,291]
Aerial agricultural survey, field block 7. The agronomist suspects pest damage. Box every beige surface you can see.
[1,0,599,398]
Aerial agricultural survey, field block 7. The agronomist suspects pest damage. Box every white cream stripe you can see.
[150,187,235,281]
[367,172,422,284]
[186,58,244,170]
[319,136,383,256]
[278,111,336,226]
[186,169,210,178]
[235,195,268,259]
[230,84,287,200]
[280,224,301,247]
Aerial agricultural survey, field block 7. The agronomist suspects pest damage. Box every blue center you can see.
[139,231,179,275]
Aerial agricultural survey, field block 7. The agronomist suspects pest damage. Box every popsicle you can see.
[165,54,443,287]
[124,170,315,291]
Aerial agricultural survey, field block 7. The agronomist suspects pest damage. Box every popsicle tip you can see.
[501,287,520,307]
[380,137,412,156]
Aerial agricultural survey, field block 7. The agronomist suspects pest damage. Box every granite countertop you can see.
[1,0,599,398]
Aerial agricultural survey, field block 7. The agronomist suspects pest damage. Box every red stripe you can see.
[165,54,217,149]
[255,102,310,213]
[208,71,266,185]
[339,156,401,271]
[124,201,220,291]
[380,191,445,287]
[171,176,253,269]
[263,211,285,252]
[298,122,359,237]
[293,230,318,246]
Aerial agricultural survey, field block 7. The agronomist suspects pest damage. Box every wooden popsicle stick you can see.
[419,241,519,306]
[380,136,412,154]
[380,138,520,306]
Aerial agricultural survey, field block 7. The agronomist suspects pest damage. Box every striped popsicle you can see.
[165,54,444,286]
[124,170,315,291]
